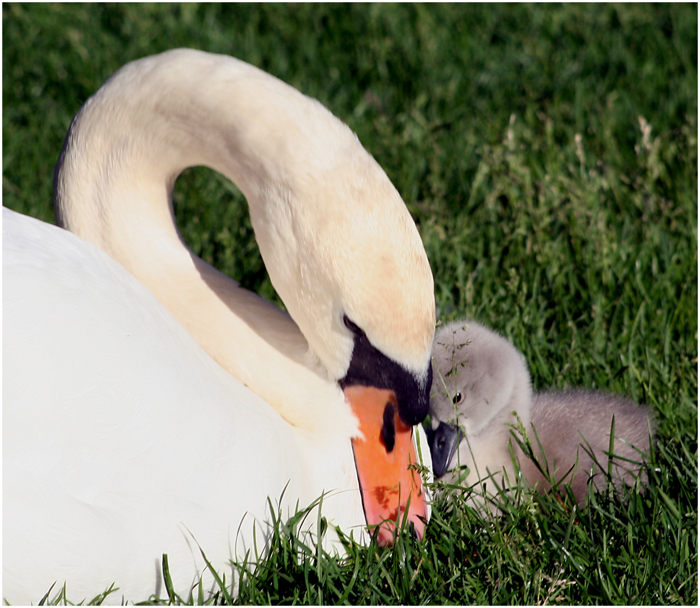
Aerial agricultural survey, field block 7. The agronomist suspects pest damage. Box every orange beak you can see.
[344,385,427,545]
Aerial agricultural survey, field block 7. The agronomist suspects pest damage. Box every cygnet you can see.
[427,320,654,507]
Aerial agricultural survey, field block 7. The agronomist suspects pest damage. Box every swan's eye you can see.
[343,315,365,337]
[452,392,463,405]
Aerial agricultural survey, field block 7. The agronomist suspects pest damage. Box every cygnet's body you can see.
[428,321,654,507]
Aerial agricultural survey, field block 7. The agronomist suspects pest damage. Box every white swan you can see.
[427,321,653,507]
[3,49,436,604]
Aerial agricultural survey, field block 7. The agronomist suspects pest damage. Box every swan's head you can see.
[302,169,436,545]
[427,321,532,478]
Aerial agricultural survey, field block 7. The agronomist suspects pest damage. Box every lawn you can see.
[3,3,697,605]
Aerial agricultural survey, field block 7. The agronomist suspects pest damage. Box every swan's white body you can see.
[428,321,653,507]
[3,49,435,604]
[4,208,365,601]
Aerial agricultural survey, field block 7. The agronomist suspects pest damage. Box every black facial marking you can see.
[381,402,396,452]
[339,315,431,426]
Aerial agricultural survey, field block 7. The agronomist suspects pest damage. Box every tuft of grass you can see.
[136,448,694,606]
[3,3,696,605]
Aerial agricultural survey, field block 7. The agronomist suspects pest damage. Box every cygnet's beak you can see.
[426,421,462,478]
[344,385,427,545]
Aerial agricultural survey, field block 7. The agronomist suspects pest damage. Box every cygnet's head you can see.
[427,320,532,478]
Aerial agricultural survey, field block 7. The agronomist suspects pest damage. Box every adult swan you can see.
[3,49,435,603]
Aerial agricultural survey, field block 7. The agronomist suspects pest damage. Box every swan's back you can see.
[3,208,363,602]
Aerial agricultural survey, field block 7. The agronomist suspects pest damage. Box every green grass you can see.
[3,3,697,605]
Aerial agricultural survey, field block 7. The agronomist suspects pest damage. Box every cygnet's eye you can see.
[452,391,463,405]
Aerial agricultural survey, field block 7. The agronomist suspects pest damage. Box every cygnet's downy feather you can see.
[427,320,654,507]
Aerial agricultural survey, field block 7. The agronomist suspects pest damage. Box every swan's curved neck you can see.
[54,49,435,429]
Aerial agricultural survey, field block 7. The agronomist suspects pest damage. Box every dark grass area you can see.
[3,3,697,604]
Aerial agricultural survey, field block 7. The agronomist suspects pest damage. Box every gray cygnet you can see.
[427,321,654,507]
